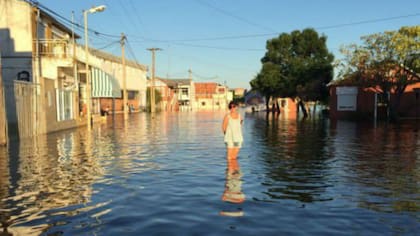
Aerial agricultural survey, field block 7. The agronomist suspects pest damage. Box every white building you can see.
[0,0,147,138]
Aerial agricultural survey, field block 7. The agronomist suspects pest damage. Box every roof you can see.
[30,3,81,39]
[329,64,420,87]
[195,82,217,98]
[88,47,148,71]
[158,78,191,88]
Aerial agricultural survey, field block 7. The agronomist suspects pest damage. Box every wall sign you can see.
[337,87,358,111]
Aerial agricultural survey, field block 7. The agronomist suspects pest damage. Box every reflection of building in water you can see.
[0,147,11,234]
[1,130,105,234]
[331,121,419,212]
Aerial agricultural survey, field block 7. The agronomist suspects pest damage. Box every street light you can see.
[84,5,106,130]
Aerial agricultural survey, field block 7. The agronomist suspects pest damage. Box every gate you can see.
[14,81,39,138]
[0,58,7,145]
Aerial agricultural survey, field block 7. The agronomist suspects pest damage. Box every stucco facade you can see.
[0,0,148,138]
[0,0,79,135]
[194,82,231,111]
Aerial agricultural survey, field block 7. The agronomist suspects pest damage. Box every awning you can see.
[91,67,122,98]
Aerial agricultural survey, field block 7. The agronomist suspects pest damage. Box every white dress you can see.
[224,114,243,147]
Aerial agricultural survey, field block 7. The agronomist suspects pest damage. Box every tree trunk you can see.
[298,100,308,118]
[390,93,402,122]
[275,100,280,113]
[265,95,270,112]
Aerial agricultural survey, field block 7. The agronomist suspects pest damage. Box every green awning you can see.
[91,67,121,98]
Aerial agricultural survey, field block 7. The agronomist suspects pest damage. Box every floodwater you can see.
[0,111,419,235]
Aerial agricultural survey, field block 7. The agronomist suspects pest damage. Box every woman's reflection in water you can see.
[220,157,245,217]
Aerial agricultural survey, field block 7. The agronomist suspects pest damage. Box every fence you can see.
[14,81,39,138]
[0,56,7,145]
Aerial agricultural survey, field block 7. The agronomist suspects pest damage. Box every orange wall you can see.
[100,98,139,113]
[329,84,420,120]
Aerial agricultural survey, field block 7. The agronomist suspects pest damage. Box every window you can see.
[182,88,188,96]
[127,90,138,100]
[17,71,30,82]
[56,89,74,121]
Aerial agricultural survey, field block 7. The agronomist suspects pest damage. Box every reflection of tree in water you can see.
[343,122,419,213]
[0,130,105,235]
[251,113,333,203]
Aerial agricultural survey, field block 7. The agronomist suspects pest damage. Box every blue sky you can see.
[37,0,419,89]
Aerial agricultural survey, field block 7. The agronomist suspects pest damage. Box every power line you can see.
[316,12,420,30]
[128,40,264,52]
[195,0,276,33]
[128,0,147,35]
[192,71,218,81]
[26,0,121,39]
[125,38,148,70]
[28,0,419,53]
[96,40,120,50]
[127,12,420,43]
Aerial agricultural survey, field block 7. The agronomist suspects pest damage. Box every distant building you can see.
[88,49,148,114]
[233,88,246,97]
[153,77,177,111]
[194,82,231,110]
[328,68,420,120]
[160,78,195,111]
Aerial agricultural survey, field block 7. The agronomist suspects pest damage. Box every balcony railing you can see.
[34,39,70,58]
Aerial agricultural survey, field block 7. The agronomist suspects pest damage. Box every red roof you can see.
[195,83,218,98]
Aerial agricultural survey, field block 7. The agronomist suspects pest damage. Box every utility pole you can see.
[147,48,161,113]
[84,9,92,130]
[121,33,128,120]
[188,68,192,111]
[72,11,79,119]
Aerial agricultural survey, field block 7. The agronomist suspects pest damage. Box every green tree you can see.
[146,88,162,112]
[250,62,288,110]
[251,28,334,116]
[338,25,420,121]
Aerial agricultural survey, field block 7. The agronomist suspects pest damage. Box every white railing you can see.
[35,39,70,58]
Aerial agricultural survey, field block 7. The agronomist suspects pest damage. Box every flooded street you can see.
[0,111,419,235]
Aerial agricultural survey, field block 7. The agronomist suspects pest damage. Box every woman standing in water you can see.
[222,101,243,160]
[221,101,245,213]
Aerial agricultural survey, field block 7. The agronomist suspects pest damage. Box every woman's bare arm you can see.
[222,115,229,134]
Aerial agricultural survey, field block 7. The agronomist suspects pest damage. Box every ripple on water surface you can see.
[0,112,419,235]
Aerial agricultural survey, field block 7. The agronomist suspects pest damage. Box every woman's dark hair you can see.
[228,101,237,110]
